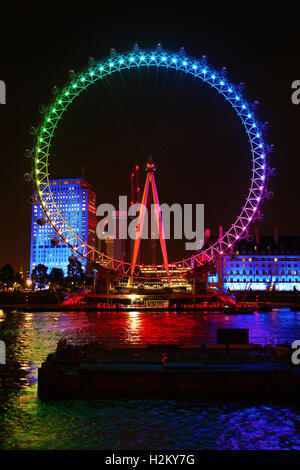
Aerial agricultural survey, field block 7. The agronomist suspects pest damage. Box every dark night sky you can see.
[0,3,299,271]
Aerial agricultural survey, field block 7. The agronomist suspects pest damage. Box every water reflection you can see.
[0,309,5,323]
[0,308,300,449]
[1,393,300,450]
[126,311,142,342]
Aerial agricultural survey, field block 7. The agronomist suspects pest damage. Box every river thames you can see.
[1,308,300,449]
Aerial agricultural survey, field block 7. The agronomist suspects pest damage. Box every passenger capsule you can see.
[27,195,37,204]
[28,126,37,135]
[265,191,274,199]
[23,172,32,182]
[268,167,276,176]
[39,104,48,113]
[37,217,47,226]
[267,144,275,152]
[240,229,249,239]
[257,212,265,221]
[24,149,33,158]
[51,238,60,247]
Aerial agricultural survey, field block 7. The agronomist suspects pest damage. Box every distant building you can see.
[105,210,127,269]
[30,178,97,277]
[208,232,300,292]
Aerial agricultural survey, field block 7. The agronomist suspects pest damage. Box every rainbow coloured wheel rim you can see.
[29,44,271,279]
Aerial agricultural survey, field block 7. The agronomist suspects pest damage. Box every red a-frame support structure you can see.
[130,158,169,276]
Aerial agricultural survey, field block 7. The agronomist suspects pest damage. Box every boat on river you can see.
[38,339,299,400]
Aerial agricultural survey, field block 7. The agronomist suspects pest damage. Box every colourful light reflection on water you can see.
[0,309,300,449]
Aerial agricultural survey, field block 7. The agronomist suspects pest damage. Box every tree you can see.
[84,273,95,288]
[0,264,15,290]
[15,271,25,289]
[67,258,84,289]
[31,264,48,290]
[48,268,64,290]
[96,266,119,294]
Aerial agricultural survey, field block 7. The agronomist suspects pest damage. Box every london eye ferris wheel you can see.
[24,43,274,280]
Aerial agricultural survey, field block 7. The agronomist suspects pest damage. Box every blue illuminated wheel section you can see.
[29,44,271,279]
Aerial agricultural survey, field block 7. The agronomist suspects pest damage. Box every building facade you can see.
[105,210,127,269]
[30,178,97,277]
[208,235,300,292]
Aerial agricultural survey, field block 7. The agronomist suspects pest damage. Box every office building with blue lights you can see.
[208,232,300,292]
[30,178,97,277]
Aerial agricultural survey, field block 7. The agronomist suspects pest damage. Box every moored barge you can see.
[38,340,300,400]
